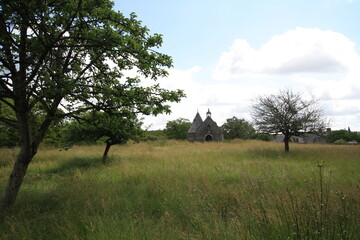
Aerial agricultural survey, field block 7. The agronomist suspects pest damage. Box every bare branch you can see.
[251,88,328,152]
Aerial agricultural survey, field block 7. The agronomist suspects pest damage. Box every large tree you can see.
[251,89,327,152]
[0,0,185,211]
[221,117,255,140]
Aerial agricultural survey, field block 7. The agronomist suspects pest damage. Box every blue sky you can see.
[114,0,360,131]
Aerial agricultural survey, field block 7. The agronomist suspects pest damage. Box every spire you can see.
[188,111,203,133]
[206,108,211,118]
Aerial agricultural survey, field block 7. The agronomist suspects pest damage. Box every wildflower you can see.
[316,161,324,167]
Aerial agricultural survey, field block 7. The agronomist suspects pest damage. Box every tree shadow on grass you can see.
[46,156,103,176]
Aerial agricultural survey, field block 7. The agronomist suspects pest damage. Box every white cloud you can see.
[210,27,360,130]
[213,27,358,79]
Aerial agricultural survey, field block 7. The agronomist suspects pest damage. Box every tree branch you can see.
[0,116,18,129]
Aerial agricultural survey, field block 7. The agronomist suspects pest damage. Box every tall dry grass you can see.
[0,140,359,239]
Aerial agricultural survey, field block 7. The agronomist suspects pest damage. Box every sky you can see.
[113,0,360,131]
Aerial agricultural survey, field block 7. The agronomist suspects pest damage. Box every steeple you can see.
[206,108,211,118]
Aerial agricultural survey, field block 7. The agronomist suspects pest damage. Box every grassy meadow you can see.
[0,140,359,240]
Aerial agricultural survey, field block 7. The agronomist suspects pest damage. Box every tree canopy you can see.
[164,118,191,140]
[221,117,255,140]
[0,0,185,211]
[251,89,327,152]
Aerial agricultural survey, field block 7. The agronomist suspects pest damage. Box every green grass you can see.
[1,140,359,239]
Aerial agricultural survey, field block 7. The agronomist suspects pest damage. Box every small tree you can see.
[64,111,143,164]
[221,117,255,140]
[251,89,327,152]
[164,118,191,140]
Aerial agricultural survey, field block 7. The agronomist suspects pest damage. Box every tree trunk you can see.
[102,142,112,164]
[0,148,32,212]
[0,96,34,212]
[0,20,35,212]
[284,135,290,153]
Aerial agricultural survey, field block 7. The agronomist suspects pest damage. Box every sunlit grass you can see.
[1,140,359,239]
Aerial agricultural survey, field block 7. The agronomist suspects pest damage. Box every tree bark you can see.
[284,135,290,153]
[0,150,32,212]
[102,142,112,164]
[0,94,34,212]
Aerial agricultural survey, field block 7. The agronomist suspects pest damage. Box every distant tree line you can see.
[0,115,270,148]
[326,129,360,143]
[162,116,272,141]
[3,111,356,149]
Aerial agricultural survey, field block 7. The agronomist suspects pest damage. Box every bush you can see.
[254,133,273,141]
[334,139,347,144]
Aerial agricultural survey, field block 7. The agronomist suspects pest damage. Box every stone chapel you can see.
[187,109,223,142]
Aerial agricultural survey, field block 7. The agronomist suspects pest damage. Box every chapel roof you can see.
[187,112,203,133]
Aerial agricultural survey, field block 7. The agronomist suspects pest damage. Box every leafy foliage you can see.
[0,99,18,147]
[253,133,273,141]
[164,118,191,140]
[64,112,142,145]
[221,117,255,140]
